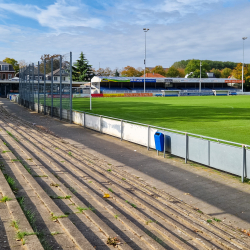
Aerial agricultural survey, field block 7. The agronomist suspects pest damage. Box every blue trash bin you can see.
[154,132,164,151]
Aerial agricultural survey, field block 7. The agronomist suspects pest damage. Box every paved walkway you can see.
[1,98,250,231]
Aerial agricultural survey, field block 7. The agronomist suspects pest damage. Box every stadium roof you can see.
[92,76,232,83]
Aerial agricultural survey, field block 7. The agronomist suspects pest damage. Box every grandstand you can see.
[91,76,241,96]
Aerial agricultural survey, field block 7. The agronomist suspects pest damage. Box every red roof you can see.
[140,73,165,78]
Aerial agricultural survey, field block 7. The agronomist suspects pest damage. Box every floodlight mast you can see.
[242,37,247,92]
[143,28,149,93]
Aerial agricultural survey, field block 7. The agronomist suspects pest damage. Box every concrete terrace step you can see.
[0,151,43,249]
[0,105,250,249]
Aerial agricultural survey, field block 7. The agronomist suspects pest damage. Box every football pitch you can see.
[73,95,250,145]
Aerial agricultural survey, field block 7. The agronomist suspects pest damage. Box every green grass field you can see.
[73,96,250,145]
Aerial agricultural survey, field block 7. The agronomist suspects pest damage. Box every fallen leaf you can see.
[103,193,110,198]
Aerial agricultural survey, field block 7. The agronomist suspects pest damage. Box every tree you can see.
[177,68,185,77]
[166,66,180,77]
[232,63,247,80]
[40,54,61,74]
[72,52,95,82]
[151,65,167,76]
[172,60,191,69]
[232,63,250,90]
[18,60,27,69]
[3,57,19,72]
[172,59,237,70]
[121,66,143,77]
[211,68,221,78]
[114,69,120,77]
[221,68,232,78]
[185,59,210,78]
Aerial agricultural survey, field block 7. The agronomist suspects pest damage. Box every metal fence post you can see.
[60,55,62,120]
[28,64,31,109]
[208,140,210,166]
[70,51,72,124]
[121,119,123,141]
[51,57,53,117]
[19,68,21,103]
[164,133,166,158]
[26,66,28,107]
[32,63,34,110]
[147,125,150,150]
[242,145,246,183]
[185,132,188,163]
[44,59,46,115]
[100,115,102,133]
[38,61,40,113]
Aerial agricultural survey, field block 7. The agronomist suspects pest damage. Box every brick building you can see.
[0,61,15,80]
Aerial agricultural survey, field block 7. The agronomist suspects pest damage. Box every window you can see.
[8,74,12,79]
[61,70,65,73]
[2,65,9,71]
[62,77,66,81]
[54,76,58,81]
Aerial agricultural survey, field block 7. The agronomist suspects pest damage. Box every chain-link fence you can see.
[19,52,72,123]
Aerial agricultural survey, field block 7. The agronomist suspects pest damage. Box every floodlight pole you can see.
[143,28,149,93]
[199,61,202,93]
[242,37,247,92]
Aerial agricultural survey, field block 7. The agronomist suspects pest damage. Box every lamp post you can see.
[242,37,247,92]
[143,28,149,93]
[199,61,202,93]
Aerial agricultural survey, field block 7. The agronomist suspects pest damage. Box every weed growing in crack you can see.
[67,186,76,194]
[0,196,12,202]
[51,214,68,221]
[4,174,18,192]
[2,150,11,153]
[16,197,52,249]
[125,200,137,208]
[6,130,19,142]
[76,206,88,213]
[33,175,48,178]
[0,163,5,171]
[213,218,221,222]
[50,195,71,199]
[11,220,19,230]
[51,231,61,235]
[108,188,114,193]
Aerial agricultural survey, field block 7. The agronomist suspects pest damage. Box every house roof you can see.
[141,73,165,78]
[0,61,15,72]
[0,61,11,65]
[46,68,69,77]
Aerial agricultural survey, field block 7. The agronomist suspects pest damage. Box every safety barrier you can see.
[14,95,249,183]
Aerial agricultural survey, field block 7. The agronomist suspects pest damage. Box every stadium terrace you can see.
[91,76,242,96]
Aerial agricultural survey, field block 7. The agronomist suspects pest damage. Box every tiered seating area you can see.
[100,86,239,94]
[1,104,250,249]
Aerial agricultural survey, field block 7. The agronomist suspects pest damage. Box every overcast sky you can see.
[0,0,250,69]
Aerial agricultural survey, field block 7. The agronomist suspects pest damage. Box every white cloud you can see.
[0,0,249,70]
[0,0,103,30]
